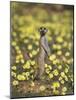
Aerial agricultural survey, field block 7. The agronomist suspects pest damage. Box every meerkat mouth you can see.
[40,32,46,36]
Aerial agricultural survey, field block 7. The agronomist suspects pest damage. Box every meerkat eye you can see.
[38,27,48,33]
[41,27,44,30]
[40,27,42,31]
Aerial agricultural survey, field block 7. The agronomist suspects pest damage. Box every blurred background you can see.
[10,2,74,98]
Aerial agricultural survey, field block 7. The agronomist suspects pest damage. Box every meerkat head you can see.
[38,27,48,36]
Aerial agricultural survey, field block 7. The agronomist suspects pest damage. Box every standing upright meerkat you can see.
[35,27,50,80]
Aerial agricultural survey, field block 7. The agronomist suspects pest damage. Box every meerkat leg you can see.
[38,60,45,79]
[34,67,39,79]
[34,61,45,80]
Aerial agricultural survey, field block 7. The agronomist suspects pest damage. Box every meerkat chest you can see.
[38,45,45,61]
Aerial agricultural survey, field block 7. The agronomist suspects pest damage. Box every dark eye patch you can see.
[39,27,47,33]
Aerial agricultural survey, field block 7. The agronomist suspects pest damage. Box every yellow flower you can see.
[58,65,62,70]
[35,41,39,46]
[68,42,72,48]
[17,50,21,54]
[65,52,70,57]
[63,42,67,47]
[52,82,60,88]
[56,36,63,43]
[17,74,26,80]
[21,59,25,64]
[15,46,19,51]
[57,45,62,50]
[25,72,30,77]
[49,54,56,61]
[12,32,16,37]
[53,59,58,64]
[12,66,16,70]
[62,92,66,95]
[57,50,62,55]
[30,81,35,87]
[12,80,19,86]
[45,68,50,74]
[55,59,60,64]
[61,72,65,78]
[19,54,23,59]
[24,39,29,44]
[64,76,68,81]
[11,41,16,46]
[62,56,66,62]
[16,60,19,63]
[48,65,52,70]
[39,85,46,91]
[53,44,57,49]
[11,71,16,77]
[31,60,35,65]
[31,75,34,79]
[45,64,48,68]
[61,80,65,84]
[53,69,59,76]
[49,73,53,79]
[32,50,37,56]
[30,69,34,73]
[16,55,20,60]
[28,44,32,50]
[23,61,30,69]
[53,90,59,95]
[22,72,26,75]
[64,68,68,73]
[62,87,67,92]
[59,77,62,81]
[67,60,71,64]
[29,53,33,58]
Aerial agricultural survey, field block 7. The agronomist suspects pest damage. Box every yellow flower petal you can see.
[56,36,63,43]
[61,72,65,77]
[12,80,19,86]
[17,74,26,80]
[39,85,46,91]
[49,54,56,61]
[62,87,67,92]
[61,80,65,84]
[12,66,16,70]
[57,50,62,55]
[49,73,53,79]
[52,82,60,88]
[53,69,59,76]
[28,44,32,50]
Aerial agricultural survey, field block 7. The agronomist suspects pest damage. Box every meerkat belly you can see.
[37,47,46,66]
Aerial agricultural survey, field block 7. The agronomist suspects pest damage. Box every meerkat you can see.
[35,27,50,80]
